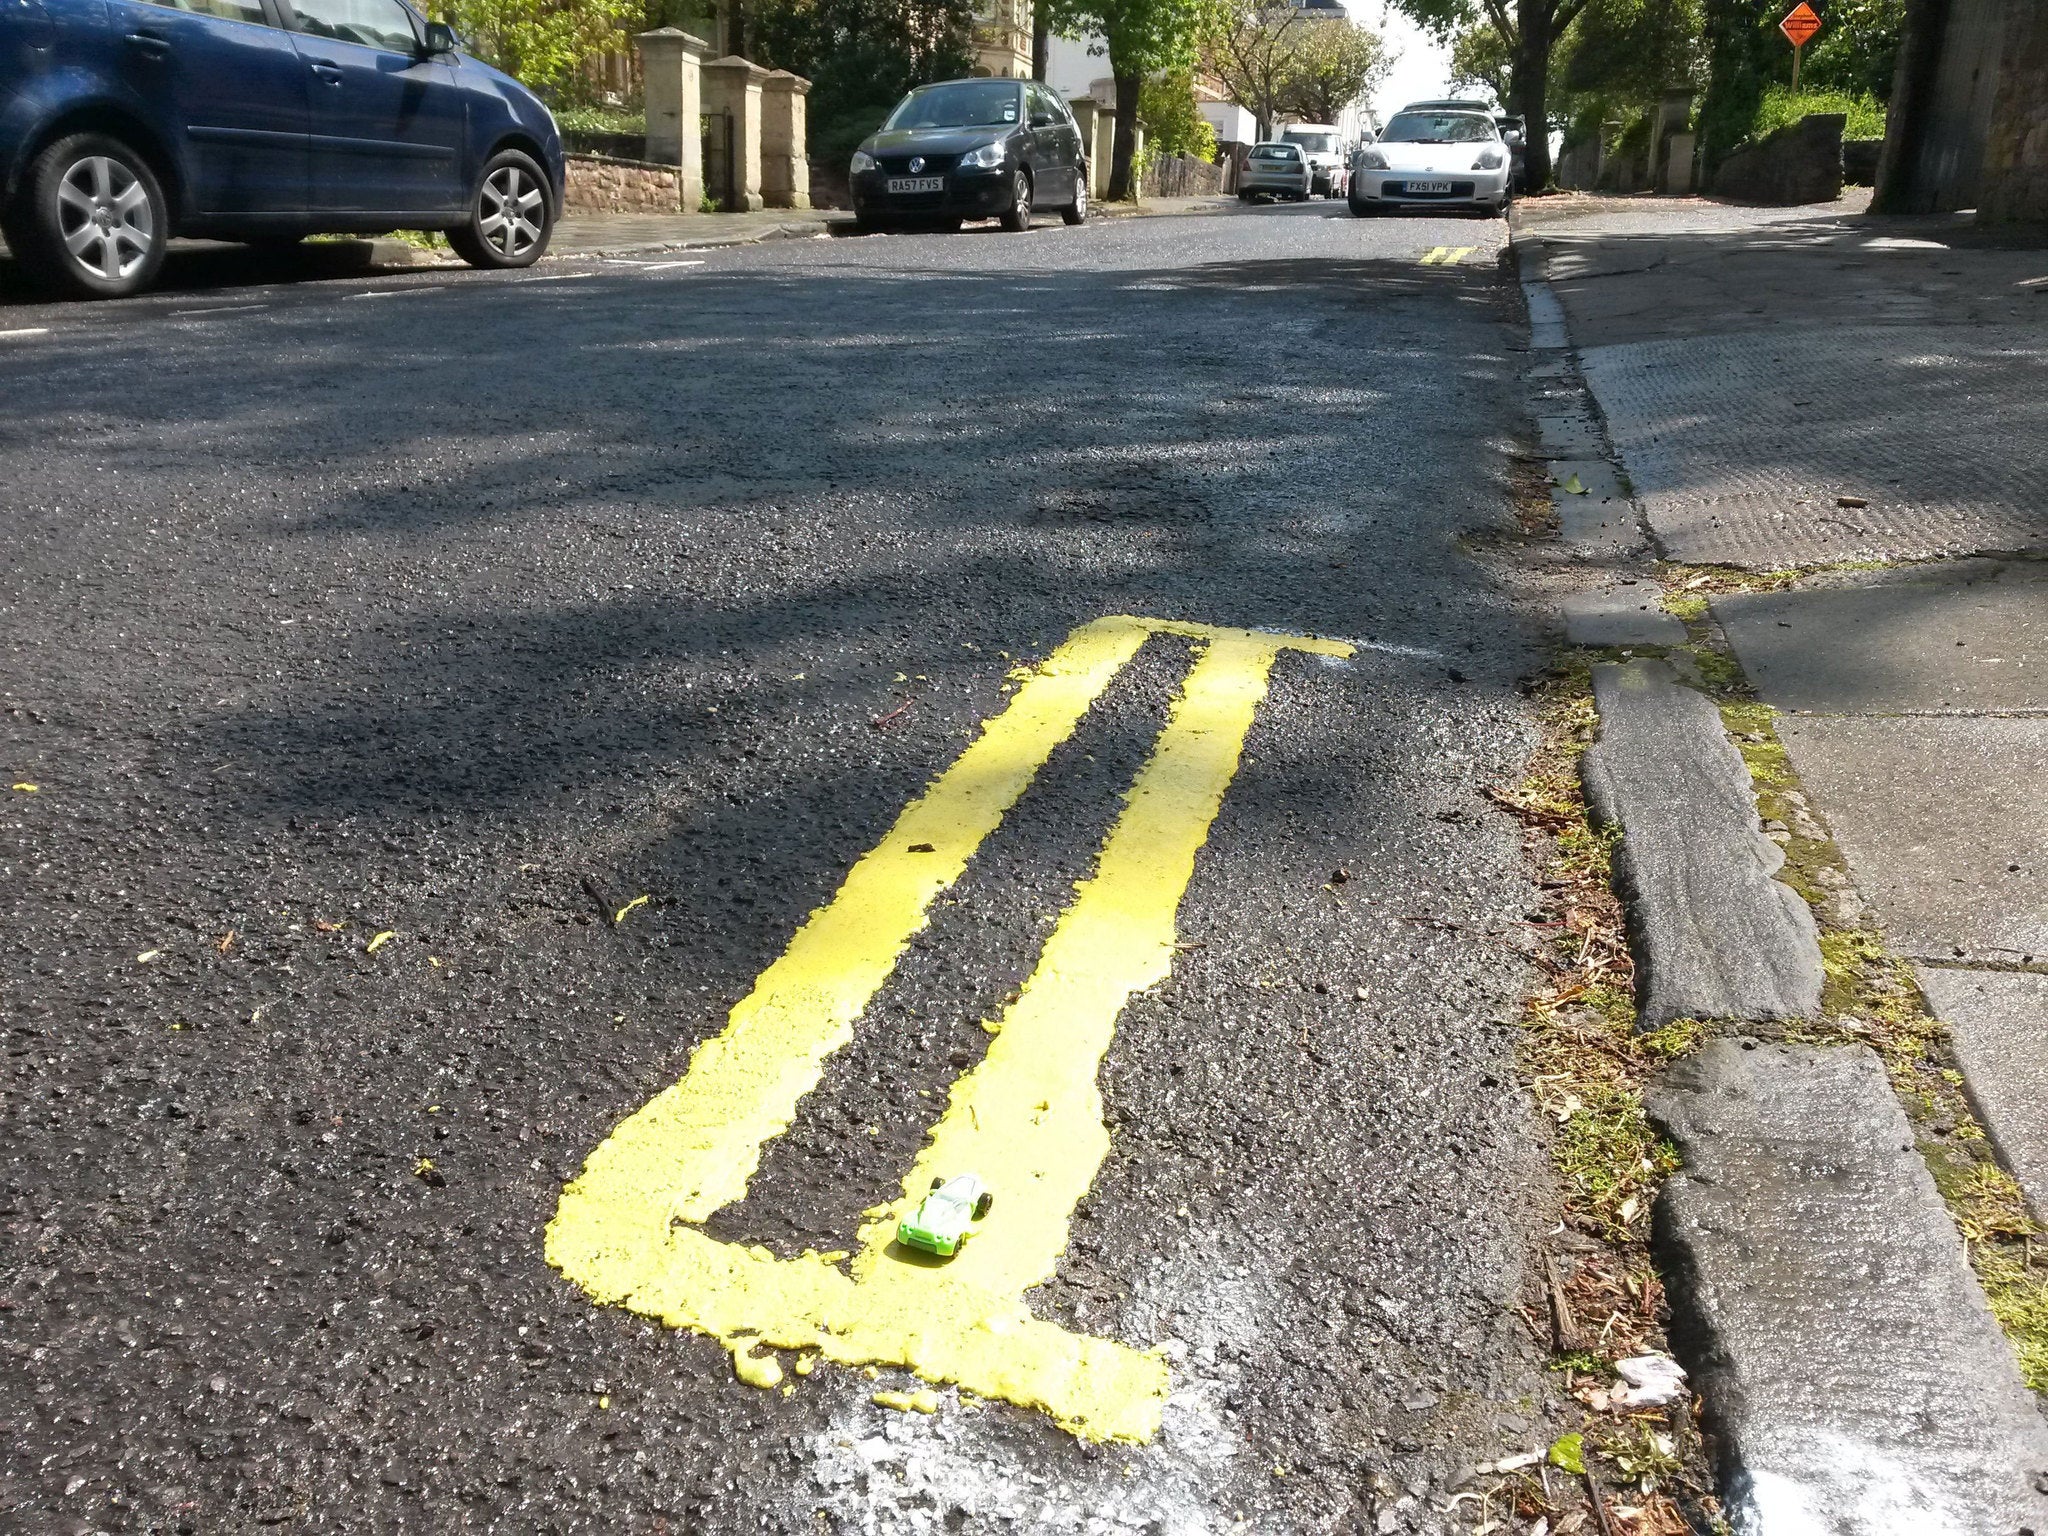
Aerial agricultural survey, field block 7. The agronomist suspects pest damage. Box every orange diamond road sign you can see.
[1781,2,1821,47]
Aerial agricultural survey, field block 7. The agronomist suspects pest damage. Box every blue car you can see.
[1,0,564,297]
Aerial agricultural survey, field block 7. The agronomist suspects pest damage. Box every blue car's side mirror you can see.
[421,20,457,54]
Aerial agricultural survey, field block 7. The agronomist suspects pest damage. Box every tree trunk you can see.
[1514,0,1552,189]
[1107,68,1141,200]
[1032,13,1049,81]
[725,0,746,58]
[1871,0,1951,213]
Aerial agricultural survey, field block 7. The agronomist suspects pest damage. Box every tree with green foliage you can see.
[433,0,644,100]
[1282,20,1389,124]
[1202,4,1308,140]
[1043,0,1214,198]
[1447,19,1513,103]
[1140,70,1220,161]
[746,0,978,168]
[1795,0,1902,99]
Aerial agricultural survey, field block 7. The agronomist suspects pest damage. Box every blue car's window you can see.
[148,0,267,23]
[289,0,416,50]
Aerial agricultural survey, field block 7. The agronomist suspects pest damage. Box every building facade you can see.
[972,0,1034,78]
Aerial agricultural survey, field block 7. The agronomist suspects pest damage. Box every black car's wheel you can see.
[14,133,168,299]
[1349,198,1377,217]
[1062,172,1088,226]
[999,169,1033,232]
[973,1192,993,1220]
[449,149,553,270]
[852,215,886,235]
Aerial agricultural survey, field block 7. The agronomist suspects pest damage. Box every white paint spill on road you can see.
[169,304,269,317]
[520,272,596,282]
[345,285,448,300]
[0,327,51,339]
[639,260,708,271]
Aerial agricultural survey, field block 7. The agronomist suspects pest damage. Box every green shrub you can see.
[1751,83,1885,141]
[553,105,646,136]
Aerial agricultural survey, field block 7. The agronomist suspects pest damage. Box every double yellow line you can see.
[546,615,1352,1442]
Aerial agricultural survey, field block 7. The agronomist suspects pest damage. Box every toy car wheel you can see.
[930,1176,945,1191]
[973,1192,992,1220]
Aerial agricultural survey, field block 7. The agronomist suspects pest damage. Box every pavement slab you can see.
[1582,660,1822,1026]
[1777,715,2048,963]
[1561,583,1686,647]
[1650,1038,2048,1535]
[1715,558,2048,713]
[1579,325,2048,567]
[1915,967,2048,1222]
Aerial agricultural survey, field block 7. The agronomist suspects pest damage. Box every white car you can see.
[1278,124,1348,198]
[1348,108,1512,217]
[1238,141,1313,203]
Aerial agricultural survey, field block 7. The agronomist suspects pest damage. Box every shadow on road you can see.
[0,235,445,305]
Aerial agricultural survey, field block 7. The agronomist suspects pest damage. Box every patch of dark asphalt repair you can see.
[1,207,1567,1533]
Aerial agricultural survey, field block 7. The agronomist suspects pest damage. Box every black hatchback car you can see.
[849,78,1088,233]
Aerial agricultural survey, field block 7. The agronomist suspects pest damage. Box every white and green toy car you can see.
[896,1173,994,1258]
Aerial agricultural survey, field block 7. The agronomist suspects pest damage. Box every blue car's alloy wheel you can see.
[20,134,167,299]
[450,150,554,270]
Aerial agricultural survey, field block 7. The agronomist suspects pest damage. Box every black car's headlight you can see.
[851,150,878,174]
[959,142,1006,170]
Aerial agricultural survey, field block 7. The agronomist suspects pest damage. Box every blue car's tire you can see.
[16,133,168,300]
[450,149,554,270]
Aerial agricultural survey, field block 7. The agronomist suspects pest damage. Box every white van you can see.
[1278,124,1348,198]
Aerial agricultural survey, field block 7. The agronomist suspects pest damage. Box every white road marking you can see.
[169,303,269,317]
[520,271,596,282]
[638,260,707,271]
[0,327,51,339]
[345,284,448,299]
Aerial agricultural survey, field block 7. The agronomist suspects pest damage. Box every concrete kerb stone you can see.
[1581,659,1823,1027]
[1561,584,1687,647]
[1649,1038,2048,1533]
[1915,967,2048,1224]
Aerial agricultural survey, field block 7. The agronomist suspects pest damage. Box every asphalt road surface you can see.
[1,202,1567,1534]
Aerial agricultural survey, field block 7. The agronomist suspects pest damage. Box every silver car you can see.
[1238,142,1312,203]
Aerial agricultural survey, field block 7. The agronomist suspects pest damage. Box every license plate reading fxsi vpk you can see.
[887,176,945,193]
[1407,180,1452,193]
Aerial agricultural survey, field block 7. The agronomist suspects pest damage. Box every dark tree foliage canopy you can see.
[748,0,979,165]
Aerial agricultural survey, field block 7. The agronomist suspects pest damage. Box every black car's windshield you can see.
[885,82,1022,130]
[1383,112,1497,144]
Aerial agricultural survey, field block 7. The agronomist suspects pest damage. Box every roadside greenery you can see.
[1042,0,1212,200]
[432,0,642,101]
[1138,71,1219,162]
[748,0,979,170]
[1700,0,1899,174]
[1751,82,1884,138]
[552,104,646,135]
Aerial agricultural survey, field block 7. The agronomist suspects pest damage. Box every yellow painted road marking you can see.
[546,615,1352,1443]
[1419,246,1478,266]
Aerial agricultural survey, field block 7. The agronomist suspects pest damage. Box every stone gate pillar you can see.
[702,56,771,212]
[636,28,711,211]
[762,70,811,209]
